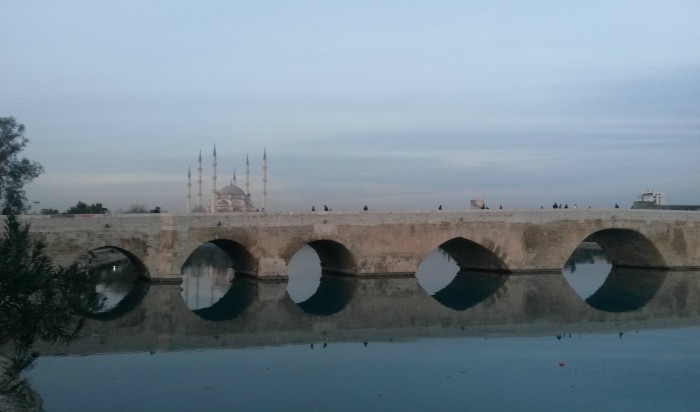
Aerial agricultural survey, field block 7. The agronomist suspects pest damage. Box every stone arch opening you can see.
[438,237,510,272]
[208,239,257,277]
[307,239,356,276]
[70,246,150,320]
[562,229,669,312]
[286,244,355,315]
[180,240,257,319]
[584,229,668,269]
[562,241,611,301]
[415,237,510,311]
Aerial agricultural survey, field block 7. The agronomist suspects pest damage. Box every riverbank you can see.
[0,356,43,412]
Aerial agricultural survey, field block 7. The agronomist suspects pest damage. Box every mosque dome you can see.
[213,180,255,212]
[218,184,246,196]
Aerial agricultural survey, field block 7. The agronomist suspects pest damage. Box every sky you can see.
[2,1,699,213]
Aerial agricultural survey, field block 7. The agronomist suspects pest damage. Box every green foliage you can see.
[124,204,147,213]
[0,215,105,379]
[65,201,109,214]
[39,208,59,215]
[0,117,44,215]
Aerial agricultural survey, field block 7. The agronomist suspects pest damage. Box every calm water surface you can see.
[26,243,700,411]
[29,327,700,412]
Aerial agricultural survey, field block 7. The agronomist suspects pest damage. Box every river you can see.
[25,243,700,411]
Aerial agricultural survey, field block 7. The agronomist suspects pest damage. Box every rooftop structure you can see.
[631,190,699,211]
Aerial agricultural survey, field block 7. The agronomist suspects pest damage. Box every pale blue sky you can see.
[2,1,699,212]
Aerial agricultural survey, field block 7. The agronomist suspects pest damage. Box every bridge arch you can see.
[431,237,510,273]
[54,242,149,278]
[66,245,151,320]
[310,239,356,275]
[69,245,150,280]
[575,229,668,270]
[180,238,258,278]
[283,239,356,276]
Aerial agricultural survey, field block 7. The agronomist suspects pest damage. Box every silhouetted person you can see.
[363,205,368,211]
[324,205,329,211]
[312,206,315,212]
[564,204,569,209]
[553,202,558,209]
[438,205,442,210]
[499,205,503,209]
[615,203,619,208]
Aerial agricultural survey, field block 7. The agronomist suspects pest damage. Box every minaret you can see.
[245,154,250,196]
[233,170,237,186]
[197,151,202,211]
[186,167,191,213]
[211,145,217,213]
[262,148,267,212]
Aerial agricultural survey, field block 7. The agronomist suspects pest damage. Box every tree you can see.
[0,117,44,215]
[0,215,104,381]
[124,204,147,213]
[65,201,108,214]
[39,208,59,215]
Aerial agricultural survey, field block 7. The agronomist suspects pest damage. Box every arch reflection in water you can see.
[432,270,509,311]
[296,275,355,315]
[586,267,667,312]
[416,247,508,311]
[181,242,256,320]
[74,247,149,320]
[192,278,257,321]
[562,241,611,299]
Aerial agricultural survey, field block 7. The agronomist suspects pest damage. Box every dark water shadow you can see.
[72,249,150,321]
[193,278,257,321]
[585,267,668,312]
[432,270,509,311]
[88,280,150,321]
[296,275,356,316]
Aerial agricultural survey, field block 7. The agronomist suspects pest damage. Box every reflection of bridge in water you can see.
[41,270,700,356]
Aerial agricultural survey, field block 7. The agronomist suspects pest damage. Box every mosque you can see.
[186,146,267,213]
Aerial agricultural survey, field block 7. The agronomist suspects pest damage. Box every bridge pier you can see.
[256,256,288,281]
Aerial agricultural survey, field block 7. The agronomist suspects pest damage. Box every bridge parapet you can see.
[10,209,700,282]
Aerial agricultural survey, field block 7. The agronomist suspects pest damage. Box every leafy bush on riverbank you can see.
[0,214,104,380]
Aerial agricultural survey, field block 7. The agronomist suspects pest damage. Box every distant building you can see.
[186,147,268,213]
[638,190,667,206]
[631,190,699,211]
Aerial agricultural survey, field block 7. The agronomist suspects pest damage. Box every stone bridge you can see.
[15,209,700,282]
